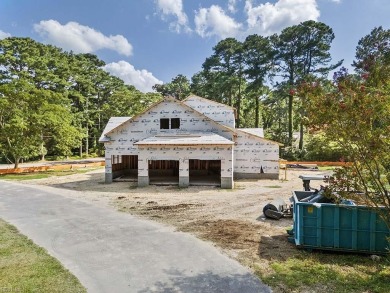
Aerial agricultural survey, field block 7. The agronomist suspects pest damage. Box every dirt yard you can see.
[23,168,333,292]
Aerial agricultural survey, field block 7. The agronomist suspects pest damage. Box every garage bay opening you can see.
[112,155,138,181]
[189,159,221,186]
[149,160,179,185]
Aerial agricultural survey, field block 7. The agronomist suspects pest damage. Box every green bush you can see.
[280,133,345,161]
[304,133,345,161]
[280,146,307,161]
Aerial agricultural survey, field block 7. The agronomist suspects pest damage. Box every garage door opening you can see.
[112,155,138,182]
[149,160,179,185]
[189,159,221,186]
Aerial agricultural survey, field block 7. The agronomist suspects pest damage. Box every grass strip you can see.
[0,219,86,293]
[0,167,103,180]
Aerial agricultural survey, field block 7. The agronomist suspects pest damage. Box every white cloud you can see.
[156,0,321,40]
[0,30,11,39]
[228,0,238,13]
[34,20,133,56]
[103,61,162,93]
[330,0,341,3]
[194,5,242,39]
[244,0,320,36]
[156,0,190,33]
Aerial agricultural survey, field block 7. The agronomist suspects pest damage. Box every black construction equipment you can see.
[263,197,293,220]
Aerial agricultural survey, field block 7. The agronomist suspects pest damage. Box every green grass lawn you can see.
[318,166,340,171]
[0,219,86,293]
[257,250,390,293]
[0,167,103,181]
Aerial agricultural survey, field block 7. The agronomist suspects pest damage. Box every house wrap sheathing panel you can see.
[183,95,236,128]
[100,96,280,188]
[234,130,279,179]
[103,98,234,157]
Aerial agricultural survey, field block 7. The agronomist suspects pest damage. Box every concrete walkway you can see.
[0,181,271,293]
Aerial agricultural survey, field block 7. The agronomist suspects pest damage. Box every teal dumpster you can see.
[291,191,390,254]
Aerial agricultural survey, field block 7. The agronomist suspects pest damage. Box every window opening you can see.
[171,118,180,129]
[160,118,169,129]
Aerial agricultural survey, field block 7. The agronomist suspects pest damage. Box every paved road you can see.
[0,181,271,293]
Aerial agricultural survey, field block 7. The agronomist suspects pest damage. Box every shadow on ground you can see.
[137,269,270,293]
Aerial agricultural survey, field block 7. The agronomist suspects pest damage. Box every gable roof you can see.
[183,95,237,118]
[238,128,264,138]
[99,95,282,147]
[99,98,165,142]
[100,96,236,141]
[235,128,283,146]
[99,117,131,142]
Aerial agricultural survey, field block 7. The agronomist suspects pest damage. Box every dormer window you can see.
[160,118,180,129]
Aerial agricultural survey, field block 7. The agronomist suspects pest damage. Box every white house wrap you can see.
[99,95,280,188]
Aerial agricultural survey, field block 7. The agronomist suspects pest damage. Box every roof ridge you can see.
[101,98,164,137]
[235,129,283,146]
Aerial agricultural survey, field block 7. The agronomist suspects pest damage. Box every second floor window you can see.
[160,118,170,129]
[171,118,180,129]
[160,118,180,129]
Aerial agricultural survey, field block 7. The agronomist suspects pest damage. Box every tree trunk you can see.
[299,121,304,150]
[14,157,20,169]
[255,95,260,128]
[40,134,45,161]
[288,94,293,146]
[86,126,89,157]
[236,92,241,128]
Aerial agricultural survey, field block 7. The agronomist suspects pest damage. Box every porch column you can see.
[179,158,189,187]
[105,154,113,183]
[221,147,234,189]
[138,153,149,187]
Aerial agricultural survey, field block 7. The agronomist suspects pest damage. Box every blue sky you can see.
[1,0,389,92]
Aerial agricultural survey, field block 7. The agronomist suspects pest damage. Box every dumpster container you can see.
[291,191,390,254]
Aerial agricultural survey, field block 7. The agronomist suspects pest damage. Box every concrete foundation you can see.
[105,173,113,184]
[234,172,279,180]
[179,176,189,187]
[138,176,149,187]
[221,177,233,189]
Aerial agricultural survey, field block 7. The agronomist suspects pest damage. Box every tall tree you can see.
[102,85,161,119]
[243,34,275,127]
[353,26,390,76]
[202,38,245,127]
[0,38,83,165]
[0,81,81,167]
[0,37,71,91]
[153,74,191,100]
[272,20,342,147]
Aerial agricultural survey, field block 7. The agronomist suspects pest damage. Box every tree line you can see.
[0,38,161,167]
[154,20,343,151]
[0,21,389,169]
